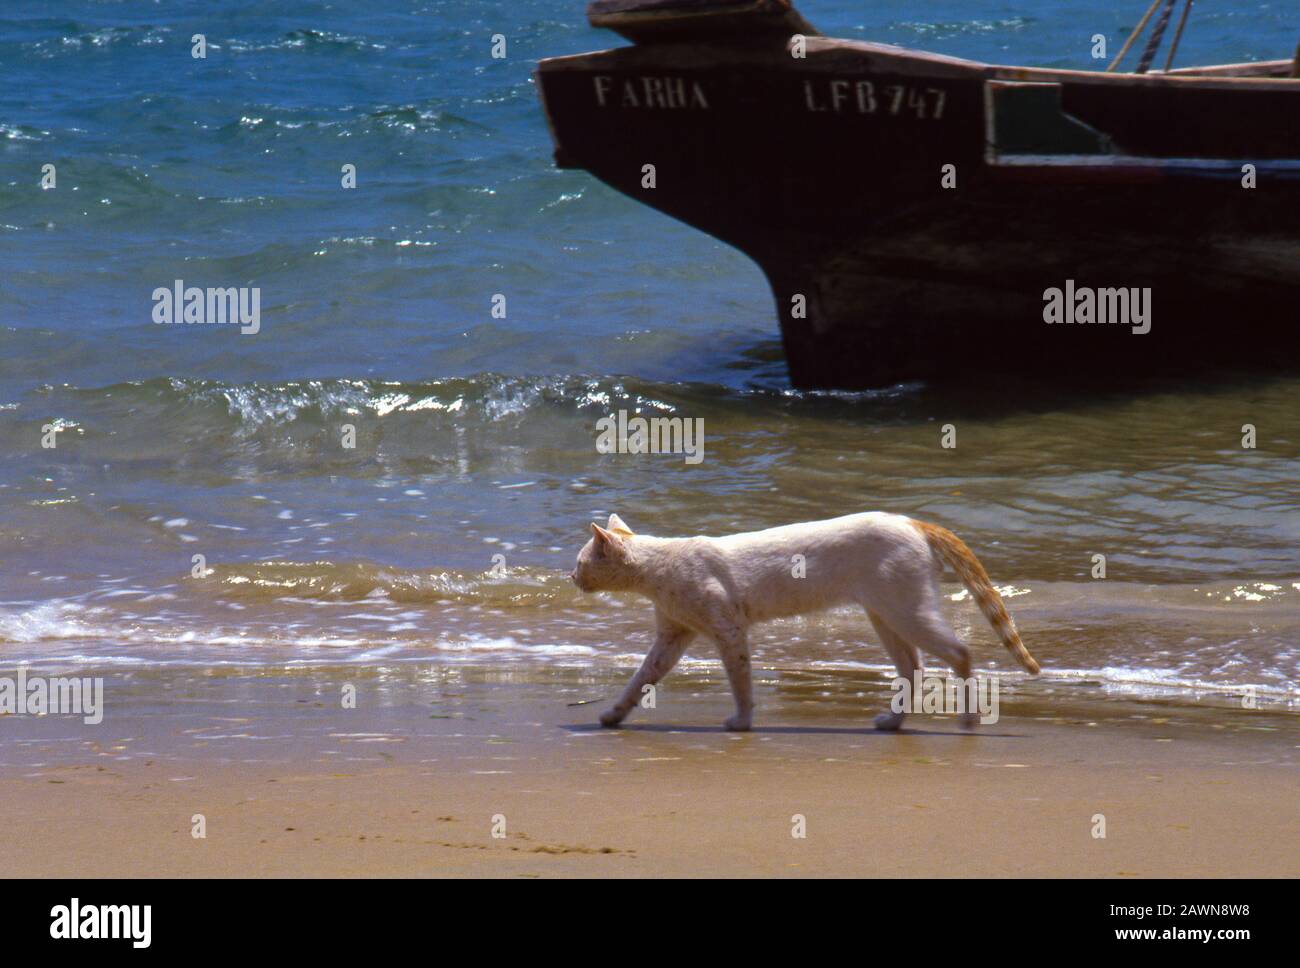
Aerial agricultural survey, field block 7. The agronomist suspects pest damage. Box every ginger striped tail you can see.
[912,520,1041,674]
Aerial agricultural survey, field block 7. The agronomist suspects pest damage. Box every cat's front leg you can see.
[600,617,693,728]
[713,625,754,731]
[598,707,626,728]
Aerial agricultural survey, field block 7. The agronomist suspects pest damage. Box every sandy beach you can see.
[2,665,1294,878]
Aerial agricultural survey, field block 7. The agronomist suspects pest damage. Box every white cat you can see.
[571,512,1039,731]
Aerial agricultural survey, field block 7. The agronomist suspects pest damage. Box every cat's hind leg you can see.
[867,609,921,732]
[872,598,978,730]
[600,615,693,728]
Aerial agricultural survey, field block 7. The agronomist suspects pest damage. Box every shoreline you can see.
[1,666,1295,877]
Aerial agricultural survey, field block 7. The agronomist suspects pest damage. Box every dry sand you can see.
[2,688,1295,877]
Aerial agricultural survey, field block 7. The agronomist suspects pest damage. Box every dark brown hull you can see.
[538,16,1300,388]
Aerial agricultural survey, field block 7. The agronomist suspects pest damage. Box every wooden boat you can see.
[536,1,1300,388]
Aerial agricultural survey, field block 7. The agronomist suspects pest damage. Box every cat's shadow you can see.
[562,723,1024,738]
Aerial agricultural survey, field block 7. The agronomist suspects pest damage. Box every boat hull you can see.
[537,37,1300,387]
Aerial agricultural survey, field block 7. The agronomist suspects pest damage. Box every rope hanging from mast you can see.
[1135,0,1178,73]
[1106,0,1164,72]
[1106,0,1196,73]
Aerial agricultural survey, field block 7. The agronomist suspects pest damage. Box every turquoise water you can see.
[0,2,1297,712]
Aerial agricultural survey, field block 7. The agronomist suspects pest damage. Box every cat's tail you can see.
[912,520,1041,674]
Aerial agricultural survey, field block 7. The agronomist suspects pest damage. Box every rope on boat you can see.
[1135,0,1178,73]
[1162,0,1195,72]
[1106,0,1164,72]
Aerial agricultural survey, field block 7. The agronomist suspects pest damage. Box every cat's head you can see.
[571,513,636,592]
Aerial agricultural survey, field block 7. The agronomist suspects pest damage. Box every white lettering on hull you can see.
[593,75,710,110]
[803,79,948,119]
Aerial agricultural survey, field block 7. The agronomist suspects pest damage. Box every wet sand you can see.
[1,666,1295,877]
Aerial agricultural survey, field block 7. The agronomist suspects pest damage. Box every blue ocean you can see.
[0,1,1296,716]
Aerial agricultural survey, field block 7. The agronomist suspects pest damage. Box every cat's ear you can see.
[590,522,618,547]
[607,513,633,536]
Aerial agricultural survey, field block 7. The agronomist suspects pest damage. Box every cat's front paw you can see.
[598,708,625,728]
[874,711,906,732]
[723,713,752,732]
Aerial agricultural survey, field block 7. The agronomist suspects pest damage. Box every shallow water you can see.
[1,2,1297,718]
